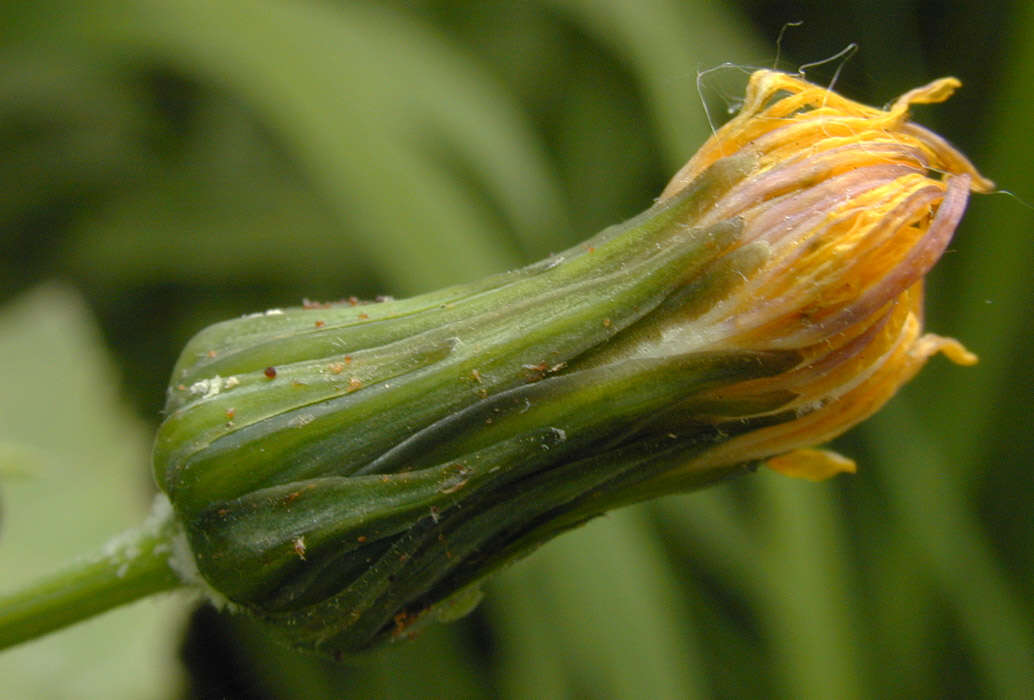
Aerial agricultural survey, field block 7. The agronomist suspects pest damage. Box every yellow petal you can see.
[765,448,857,481]
[913,333,979,366]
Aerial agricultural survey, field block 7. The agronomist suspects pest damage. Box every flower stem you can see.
[0,513,187,651]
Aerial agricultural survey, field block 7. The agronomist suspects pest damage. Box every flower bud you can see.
[153,70,988,656]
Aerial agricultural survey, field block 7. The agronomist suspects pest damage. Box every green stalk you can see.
[0,512,186,651]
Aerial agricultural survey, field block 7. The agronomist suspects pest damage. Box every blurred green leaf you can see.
[752,472,868,700]
[227,612,493,699]
[0,285,189,699]
[67,99,372,289]
[547,0,765,168]
[490,507,709,700]
[868,402,1034,699]
[69,0,571,292]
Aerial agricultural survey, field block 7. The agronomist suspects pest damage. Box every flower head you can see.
[597,69,989,479]
[151,70,989,655]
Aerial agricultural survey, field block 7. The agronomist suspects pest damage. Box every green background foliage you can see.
[1,1,1031,697]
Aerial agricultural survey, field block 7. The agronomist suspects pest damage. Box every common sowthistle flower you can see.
[0,70,991,658]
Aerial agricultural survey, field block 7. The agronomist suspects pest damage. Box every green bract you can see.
[153,153,799,656]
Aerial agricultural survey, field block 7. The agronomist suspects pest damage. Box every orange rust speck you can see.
[328,361,346,374]
[358,312,369,320]
[264,366,277,379]
[603,318,612,328]
[344,355,353,363]
[522,362,548,382]
[314,320,325,328]
[357,535,368,543]
[393,611,411,634]
[225,407,236,420]
[207,349,217,359]
[348,376,363,392]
